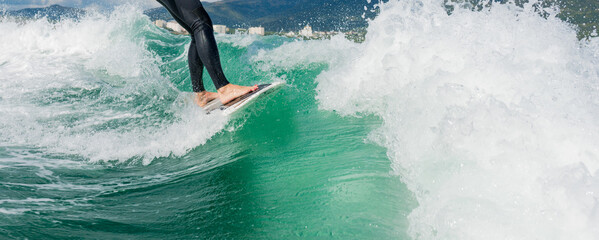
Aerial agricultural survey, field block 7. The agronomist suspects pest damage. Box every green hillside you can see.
[444,0,599,39]
[146,0,384,31]
[555,0,599,38]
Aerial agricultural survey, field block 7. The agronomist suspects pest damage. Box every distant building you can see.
[166,21,187,34]
[154,20,166,28]
[236,28,247,34]
[248,26,265,36]
[213,25,227,34]
[299,25,313,38]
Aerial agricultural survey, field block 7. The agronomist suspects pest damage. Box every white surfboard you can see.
[203,81,284,115]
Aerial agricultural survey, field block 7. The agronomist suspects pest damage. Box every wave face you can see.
[0,5,411,239]
[316,0,599,239]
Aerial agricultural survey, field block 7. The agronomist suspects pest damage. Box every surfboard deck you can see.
[203,81,284,115]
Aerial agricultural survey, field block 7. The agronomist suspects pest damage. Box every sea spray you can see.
[0,6,227,164]
[315,0,599,239]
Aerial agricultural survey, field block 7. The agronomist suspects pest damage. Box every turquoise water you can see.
[3,1,599,239]
[0,6,413,239]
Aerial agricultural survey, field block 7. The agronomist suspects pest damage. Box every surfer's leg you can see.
[157,0,204,91]
[157,0,219,107]
[157,0,202,91]
[184,4,228,89]
[188,39,204,92]
[177,1,257,104]
[159,0,257,104]
[189,39,218,107]
[155,0,191,32]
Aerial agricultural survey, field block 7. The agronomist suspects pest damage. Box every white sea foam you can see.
[314,0,599,239]
[0,7,228,164]
[0,208,30,215]
[0,198,55,204]
[0,198,72,215]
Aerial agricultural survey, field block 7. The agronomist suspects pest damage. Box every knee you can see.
[189,6,213,32]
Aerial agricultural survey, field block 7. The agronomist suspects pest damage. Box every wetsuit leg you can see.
[187,39,205,92]
[156,0,206,92]
[156,0,230,91]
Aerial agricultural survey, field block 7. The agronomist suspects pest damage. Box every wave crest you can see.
[317,0,599,238]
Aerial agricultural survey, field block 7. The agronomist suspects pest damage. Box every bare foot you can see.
[217,84,258,105]
[194,91,219,107]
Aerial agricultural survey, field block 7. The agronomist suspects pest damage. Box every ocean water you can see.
[1,0,598,239]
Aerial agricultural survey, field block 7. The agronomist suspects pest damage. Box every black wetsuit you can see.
[156,0,229,92]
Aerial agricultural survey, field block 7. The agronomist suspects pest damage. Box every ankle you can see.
[196,91,207,98]
[217,84,233,94]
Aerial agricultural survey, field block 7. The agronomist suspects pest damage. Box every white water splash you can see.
[316,0,599,239]
[0,7,228,164]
